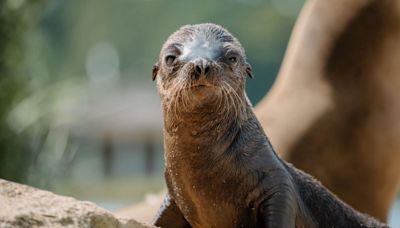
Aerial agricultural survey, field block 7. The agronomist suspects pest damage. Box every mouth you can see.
[186,83,216,99]
[190,84,214,89]
[191,85,206,89]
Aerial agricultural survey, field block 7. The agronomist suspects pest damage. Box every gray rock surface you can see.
[0,179,152,228]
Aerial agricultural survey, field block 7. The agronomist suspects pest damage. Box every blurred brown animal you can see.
[255,0,400,221]
[115,0,400,223]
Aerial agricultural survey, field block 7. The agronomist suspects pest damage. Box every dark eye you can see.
[229,56,237,63]
[165,55,176,66]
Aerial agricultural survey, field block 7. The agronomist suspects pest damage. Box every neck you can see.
[162,100,286,193]
[163,103,252,159]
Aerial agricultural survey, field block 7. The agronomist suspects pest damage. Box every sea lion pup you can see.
[152,23,387,228]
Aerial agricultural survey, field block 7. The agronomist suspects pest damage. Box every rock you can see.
[0,179,153,228]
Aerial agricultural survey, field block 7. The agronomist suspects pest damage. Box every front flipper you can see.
[152,193,191,228]
[258,190,297,228]
[258,186,316,228]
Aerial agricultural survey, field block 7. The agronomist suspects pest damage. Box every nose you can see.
[193,58,210,77]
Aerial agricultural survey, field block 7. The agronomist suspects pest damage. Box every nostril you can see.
[195,65,202,75]
[204,65,210,75]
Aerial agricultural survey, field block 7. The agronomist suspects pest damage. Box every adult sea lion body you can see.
[255,0,400,221]
[152,23,387,227]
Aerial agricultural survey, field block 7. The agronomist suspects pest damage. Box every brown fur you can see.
[152,23,387,228]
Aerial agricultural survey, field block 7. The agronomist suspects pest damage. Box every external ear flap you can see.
[152,62,160,81]
[245,63,253,78]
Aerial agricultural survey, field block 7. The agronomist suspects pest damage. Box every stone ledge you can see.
[0,179,153,228]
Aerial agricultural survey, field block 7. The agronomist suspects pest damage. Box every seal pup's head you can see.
[153,23,253,120]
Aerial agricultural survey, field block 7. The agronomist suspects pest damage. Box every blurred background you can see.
[0,0,398,226]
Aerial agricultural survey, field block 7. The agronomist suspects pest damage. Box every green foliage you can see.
[0,0,47,182]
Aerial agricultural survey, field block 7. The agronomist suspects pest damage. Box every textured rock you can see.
[0,179,152,228]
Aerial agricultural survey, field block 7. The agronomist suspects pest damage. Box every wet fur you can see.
[153,24,388,228]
